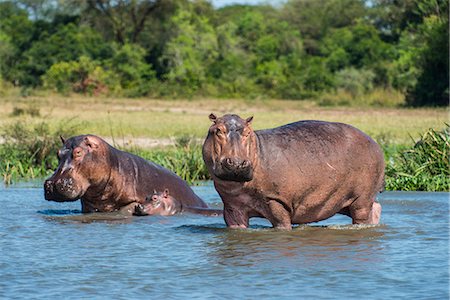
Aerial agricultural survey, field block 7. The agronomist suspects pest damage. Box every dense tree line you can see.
[0,0,448,106]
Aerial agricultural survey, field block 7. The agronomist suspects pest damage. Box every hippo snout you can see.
[43,177,82,202]
[222,157,251,170]
[216,157,253,182]
[44,179,55,200]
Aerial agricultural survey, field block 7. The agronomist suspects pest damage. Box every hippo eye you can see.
[216,128,225,137]
[152,199,161,207]
[73,149,83,158]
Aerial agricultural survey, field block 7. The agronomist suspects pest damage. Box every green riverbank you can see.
[1,124,448,191]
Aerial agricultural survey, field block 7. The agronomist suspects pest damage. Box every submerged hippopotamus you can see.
[44,134,208,213]
[133,189,222,216]
[202,114,384,230]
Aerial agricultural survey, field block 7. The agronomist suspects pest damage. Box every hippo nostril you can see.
[226,158,233,166]
[241,160,250,169]
[45,180,54,192]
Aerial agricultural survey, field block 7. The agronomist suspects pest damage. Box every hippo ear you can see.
[209,113,217,123]
[245,116,254,125]
[163,189,169,197]
[84,136,99,150]
[60,135,66,144]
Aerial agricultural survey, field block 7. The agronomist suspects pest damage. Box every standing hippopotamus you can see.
[44,135,208,213]
[202,114,384,230]
[133,189,222,216]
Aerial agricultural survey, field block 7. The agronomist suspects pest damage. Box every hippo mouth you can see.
[214,167,253,182]
[44,179,83,202]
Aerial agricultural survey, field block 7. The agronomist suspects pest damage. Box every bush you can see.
[385,124,450,191]
[334,67,376,97]
[0,120,79,184]
[107,43,156,97]
[42,56,114,95]
[317,88,405,107]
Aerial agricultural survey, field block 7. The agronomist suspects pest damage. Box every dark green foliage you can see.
[385,125,450,191]
[0,0,448,105]
[406,15,449,106]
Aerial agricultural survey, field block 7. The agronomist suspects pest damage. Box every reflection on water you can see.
[207,225,385,269]
[0,186,448,299]
[41,210,134,224]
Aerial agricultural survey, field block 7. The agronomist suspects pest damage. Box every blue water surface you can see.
[0,181,448,299]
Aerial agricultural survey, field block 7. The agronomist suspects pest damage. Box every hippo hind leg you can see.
[348,197,382,225]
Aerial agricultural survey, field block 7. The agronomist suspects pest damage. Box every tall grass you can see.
[317,88,405,107]
[129,136,209,185]
[2,119,448,191]
[0,123,209,185]
[0,120,79,184]
[385,125,450,191]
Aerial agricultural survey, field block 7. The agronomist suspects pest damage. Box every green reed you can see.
[2,119,448,191]
[385,124,450,191]
[130,139,209,185]
[0,119,79,184]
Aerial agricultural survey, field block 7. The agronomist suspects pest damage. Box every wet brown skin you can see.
[133,189,222,217]
[44,135,208,213]
[202,114,384,230]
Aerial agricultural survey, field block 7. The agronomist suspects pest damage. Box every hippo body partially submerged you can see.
[44,135,208,213]
[202,114,384,230]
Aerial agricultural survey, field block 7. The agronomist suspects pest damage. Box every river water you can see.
[0,181,448,299]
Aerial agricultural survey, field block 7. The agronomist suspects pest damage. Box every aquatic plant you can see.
[385,124,450,191]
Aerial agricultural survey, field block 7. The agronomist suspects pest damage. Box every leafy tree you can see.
[321,22,394,87]
[107,43,156,97]
[18,23,113,86]
[300,57,335,95]
[282,0,366,54]
[43,56,113,95]
[209,22,258,97]
[406,14,449,106]
[160,8,218,95]
[81,0,168,44]
[0,29,17,82]
[0,1,35,51]
[334,67,376,97]
[386,0,449,106]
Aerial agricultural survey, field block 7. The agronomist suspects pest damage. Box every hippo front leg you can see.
[132,203,149,216]
[223,204,249,229]
[267,199,292,230]
[119,202,141,216]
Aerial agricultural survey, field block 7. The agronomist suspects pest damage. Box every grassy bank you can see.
[0,95,447,144]
[384,126,449,191]
[0,96,448,190]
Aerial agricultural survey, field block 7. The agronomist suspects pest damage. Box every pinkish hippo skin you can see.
[134,189,222,217]
[44,135,208,213]
[202,114,384,230]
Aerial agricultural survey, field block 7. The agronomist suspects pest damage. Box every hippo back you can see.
[110,146,208,208]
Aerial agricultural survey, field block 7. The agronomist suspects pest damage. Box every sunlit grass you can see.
[0,95,447,146]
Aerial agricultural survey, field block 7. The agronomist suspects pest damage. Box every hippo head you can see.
[203,113,256,182]
[44,135,111,202]
[145,189,171,213]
